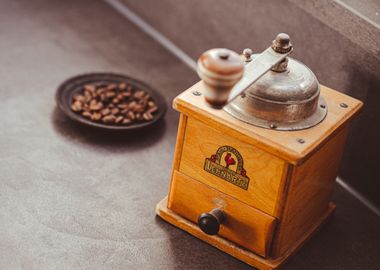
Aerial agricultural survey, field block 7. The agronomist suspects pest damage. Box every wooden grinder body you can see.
[156,81,363,269]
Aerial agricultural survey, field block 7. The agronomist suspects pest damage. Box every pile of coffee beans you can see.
[70,82,158,125]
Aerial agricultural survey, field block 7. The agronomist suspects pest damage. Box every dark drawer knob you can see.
[198,208,225,235]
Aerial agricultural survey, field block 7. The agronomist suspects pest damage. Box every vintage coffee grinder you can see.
[156,33,362,269]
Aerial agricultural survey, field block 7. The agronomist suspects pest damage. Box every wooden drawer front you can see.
[179,117,288,216]
[168,170,277,257]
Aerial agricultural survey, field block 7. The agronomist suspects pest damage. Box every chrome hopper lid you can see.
[197,33,327,131]
[224,56,327,130]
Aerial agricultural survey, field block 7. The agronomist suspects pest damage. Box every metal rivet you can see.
[340,103,348,108]
[243,48,253,62]
[297,138,305,144]
[272,33,292,53]
[269,123,277,129]
[320,104,326,109]
[192,91,202,96]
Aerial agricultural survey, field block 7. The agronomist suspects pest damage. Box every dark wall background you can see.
[121,0,380,207]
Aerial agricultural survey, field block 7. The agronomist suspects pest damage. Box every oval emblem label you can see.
[204,145,250,190]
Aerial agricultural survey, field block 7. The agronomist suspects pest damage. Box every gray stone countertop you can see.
[0,0,379,269]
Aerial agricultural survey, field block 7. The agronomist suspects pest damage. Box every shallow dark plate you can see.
[56,73,167,131]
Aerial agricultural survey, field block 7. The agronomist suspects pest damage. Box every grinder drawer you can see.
[168,170,277,258]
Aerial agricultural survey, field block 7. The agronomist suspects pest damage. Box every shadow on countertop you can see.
[153,215,252,270]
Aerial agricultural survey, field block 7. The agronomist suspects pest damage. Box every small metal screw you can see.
[269,123,277,129]
[320,104,326,109]
[243,48,253,62]
[340,103,348,108]
[272,33,292,53]
[192,91,202,96]
[297,138,305,144]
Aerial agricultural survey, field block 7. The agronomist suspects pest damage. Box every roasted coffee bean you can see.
[71,81,159,125]
[138,98,147,107]
[99,93,107,101]
[122,91,131,98]
[118,83,127,90]
[143,112,153,121]
[89,101,103,111]
[91,112,102,121]
[120,109,129,115]
[128,101,137,110]
[71,100,83,112]
[83,105,90,112]
[117,103,128,110]
[107,83,117,91]
[105,91,116,98]
[84,84,96,92]
[101,108,110,116]
[147,106,158,114]
[127,111,135,120]
[111,108,119,115]
[132,104,144,113]
[102,115,116,123]
[133,90,144,99]
[82,111,92,118]
[122,118,132,124]
[73,94,85,102]
[96,88,105,96]
[84,91,92,102]
[115,116,124,124]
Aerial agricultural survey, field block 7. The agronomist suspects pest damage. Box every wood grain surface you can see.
[157,197,336,270]
[179,117,289,217]
[168,170,277,257]
[271,127,350,256]
[174,82,363,165]
[167,114,188,200]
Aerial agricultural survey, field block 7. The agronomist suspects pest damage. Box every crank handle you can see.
[197,33,293,107]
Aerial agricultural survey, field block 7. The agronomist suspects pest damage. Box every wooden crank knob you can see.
[198,208,225,235]
[197,48,244,107]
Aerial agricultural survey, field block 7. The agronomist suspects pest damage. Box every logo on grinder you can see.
[204,146,250,190]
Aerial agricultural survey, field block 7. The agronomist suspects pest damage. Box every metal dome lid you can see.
[248,56,319,102]
[223,50,327,131]
[197,33,328,131]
